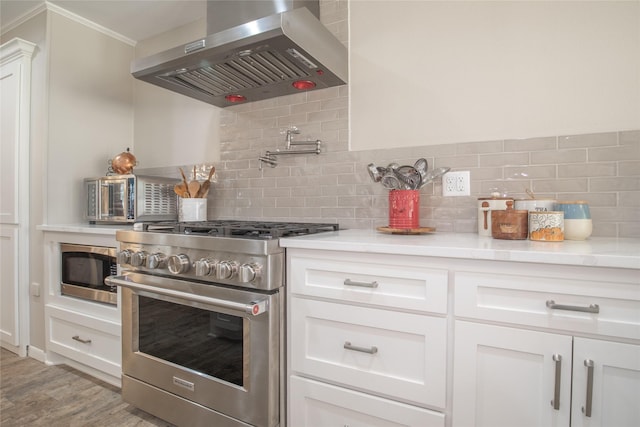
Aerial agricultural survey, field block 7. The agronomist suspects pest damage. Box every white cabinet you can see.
[453,321,573,427]
[571,338,640,427]
[290,376,444,427]
[452,262,640,427]
[0,227,19,347]
[0,38,36,356]
[42,230,122,387]
[287,249,447,427]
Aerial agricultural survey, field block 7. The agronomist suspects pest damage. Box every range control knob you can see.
[130,251,148,267]
[117,249,133,265]
[238,263,262,283]
[146,253,167,269]
[216,261,238,280]
[194,258,217,276]
[168,254,191,275]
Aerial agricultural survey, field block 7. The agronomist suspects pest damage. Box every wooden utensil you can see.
[188,166,201,198]
[482,201,490,230]
[179,167,190,197]
[174,182,188,198]
[196,166,216,198]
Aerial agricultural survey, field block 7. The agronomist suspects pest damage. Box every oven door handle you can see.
[105,275,268,316]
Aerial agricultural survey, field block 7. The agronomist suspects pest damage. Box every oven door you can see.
[108,273,280,427]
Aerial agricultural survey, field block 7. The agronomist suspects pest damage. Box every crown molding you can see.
[2,1,137,47]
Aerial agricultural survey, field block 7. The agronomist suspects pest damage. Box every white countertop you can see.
[37,223,132,235]
[280,229,640,270]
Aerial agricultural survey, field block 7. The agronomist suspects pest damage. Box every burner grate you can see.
[174,221,339,239]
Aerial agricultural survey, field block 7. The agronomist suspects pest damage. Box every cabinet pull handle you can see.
[344,341,378,354]
[551,354,562,410]
[582,359,594,417]
[72,335,92,344]
[546,300,599,313]
[344,279,379,288]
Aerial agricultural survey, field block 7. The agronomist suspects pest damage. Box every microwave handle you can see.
[105,275,268,316]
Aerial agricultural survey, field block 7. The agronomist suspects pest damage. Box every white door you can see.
[452,321,572,427]
[572,337,640,427]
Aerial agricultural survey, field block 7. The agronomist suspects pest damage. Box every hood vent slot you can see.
[160,50,310,98]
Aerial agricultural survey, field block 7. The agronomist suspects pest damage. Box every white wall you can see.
[47,12,134,223]
[350,0,640,150]
[133,18,221,168]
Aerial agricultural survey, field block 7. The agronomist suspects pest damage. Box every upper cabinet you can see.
[1,38,35,224]
[0,37,36,357]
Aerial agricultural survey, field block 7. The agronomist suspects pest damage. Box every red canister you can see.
[389,190,420,229]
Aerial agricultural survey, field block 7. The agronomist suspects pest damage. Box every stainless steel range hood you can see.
[131,0,347,108]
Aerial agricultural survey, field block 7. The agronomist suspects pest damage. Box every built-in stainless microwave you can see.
[84,174,178,224]
[61,244,118,305]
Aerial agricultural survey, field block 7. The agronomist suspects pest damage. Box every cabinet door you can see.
[0,59,19,223]
[0,226,18,348]
[453,321,572,427]
[572,338,640,427]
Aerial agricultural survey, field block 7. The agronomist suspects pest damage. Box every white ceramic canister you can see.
[529,211,564,241]
[477,197,513,237]
[554,200,592,240]
[514,198,556,213]
[179,198,207,222]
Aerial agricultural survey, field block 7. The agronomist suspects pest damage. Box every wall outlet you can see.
[443,171,471,196]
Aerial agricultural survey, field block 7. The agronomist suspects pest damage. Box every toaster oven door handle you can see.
[105,275,268,316]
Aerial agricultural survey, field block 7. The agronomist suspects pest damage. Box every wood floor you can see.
[0,348,173,426]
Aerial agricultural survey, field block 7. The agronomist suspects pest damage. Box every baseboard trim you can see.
[27,344,46,363]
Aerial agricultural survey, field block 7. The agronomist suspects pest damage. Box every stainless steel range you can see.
[106,221,338,427]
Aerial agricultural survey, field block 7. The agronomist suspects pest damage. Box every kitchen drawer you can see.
[289,375,445,427]
[454,269,640,340]
[290,298,447,408]
[46,305,121,377]
[288,250,448,314]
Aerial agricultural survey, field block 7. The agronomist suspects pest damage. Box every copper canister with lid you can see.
[491,200,529,240]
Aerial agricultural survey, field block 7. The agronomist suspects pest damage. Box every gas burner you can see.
[140,220,339,239]
[180,221,339,239]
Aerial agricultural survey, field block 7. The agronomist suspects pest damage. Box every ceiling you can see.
[0,0,207,42]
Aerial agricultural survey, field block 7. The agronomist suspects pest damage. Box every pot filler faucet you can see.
[259,127,321,168]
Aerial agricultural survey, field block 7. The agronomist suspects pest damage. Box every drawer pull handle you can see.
[344,279,379,288]
[344,341,378,354]
[551,354,562,410]
[72,335,92,344]
[582,359,595,417]
[546,300,599,313]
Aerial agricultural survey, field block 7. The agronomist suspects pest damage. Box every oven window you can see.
[62,253,111,288]
[138,296,244,386]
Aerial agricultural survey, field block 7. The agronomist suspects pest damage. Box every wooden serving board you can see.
[376,226,436,235]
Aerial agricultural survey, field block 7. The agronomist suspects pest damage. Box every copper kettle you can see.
[109,148,137,175]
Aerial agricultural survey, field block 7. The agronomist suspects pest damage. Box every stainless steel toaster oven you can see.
[84,174,178,224]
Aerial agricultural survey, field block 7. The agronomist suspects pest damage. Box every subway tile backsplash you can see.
[214,123,639,237]
[143,124,639,238]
